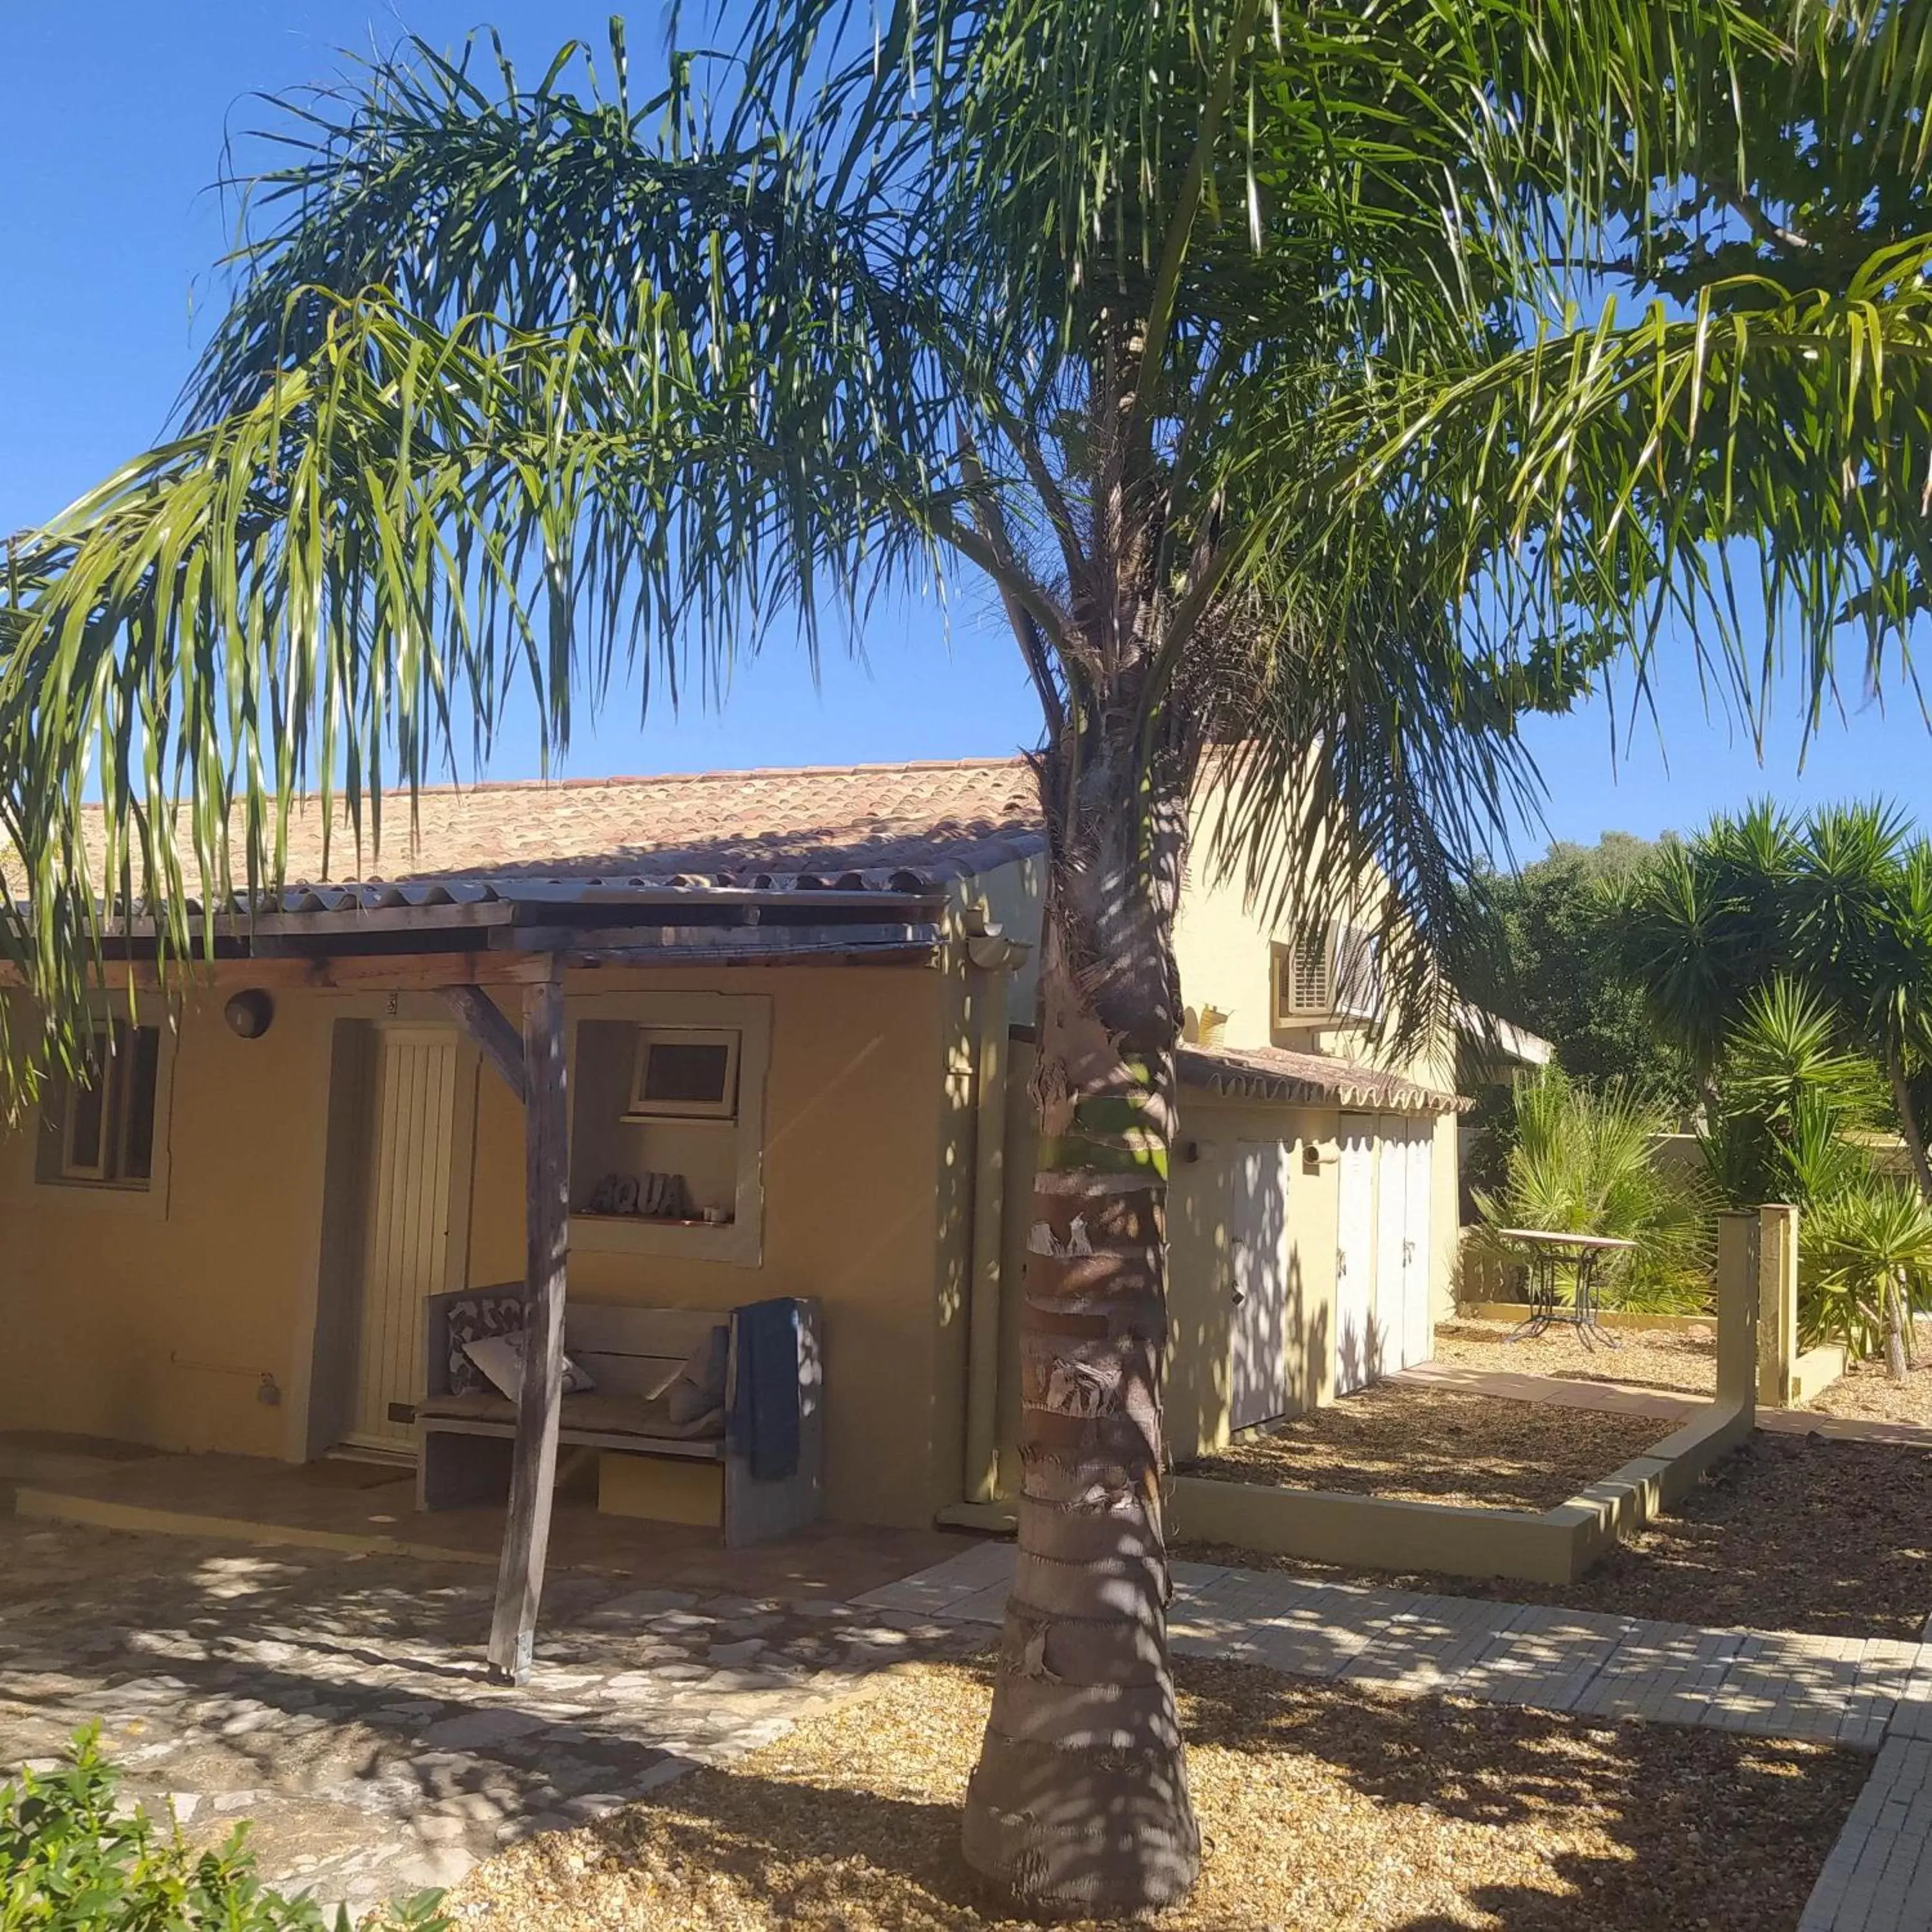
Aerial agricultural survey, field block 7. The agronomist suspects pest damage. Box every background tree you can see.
[8,1,1932,1913]
[1459,833,1696,1200]
[1625,801,1932,1197]
[1468,834,1696,1101]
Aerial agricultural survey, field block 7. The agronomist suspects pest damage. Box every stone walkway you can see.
[866,1541,1932,1747]
[866,1540,1932,1929]
[0,1517,971,1922]
[11,1506,1932,1928]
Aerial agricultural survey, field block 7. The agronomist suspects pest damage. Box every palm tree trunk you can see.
[1886,1051,1932,1205]
[961,729,1200,1915]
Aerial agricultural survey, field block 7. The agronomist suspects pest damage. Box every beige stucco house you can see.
[0,757,1467,1534]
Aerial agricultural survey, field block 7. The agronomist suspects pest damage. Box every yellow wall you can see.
[994,1043,1463,1481]
[0,947,979,1531]
[0,835,1464,1531]
[459,963,963,1528]
[0,990,342,1460]
[1164,1097,1341,1460]
[1171,780,1457,1094]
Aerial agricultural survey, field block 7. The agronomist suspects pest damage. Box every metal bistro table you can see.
[1498,1227,1638,1351]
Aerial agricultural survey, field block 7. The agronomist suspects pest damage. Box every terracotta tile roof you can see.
[1178,1041,1466,1115]
[134,758,1048,900]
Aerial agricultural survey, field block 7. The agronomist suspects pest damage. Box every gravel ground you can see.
[1435,1318,1718,1396]
[443,1652,1861,1931]
[1806,1318,1932,1427]
[1184,1382,1671,1512]
[1184,1430,1932,1640]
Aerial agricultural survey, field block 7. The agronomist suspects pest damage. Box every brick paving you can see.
[866,1541,1932,1929]
[1800,1739,1932,1931]
[864,1543,1932,1743]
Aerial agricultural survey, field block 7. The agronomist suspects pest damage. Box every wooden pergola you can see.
[5,882,943,1681]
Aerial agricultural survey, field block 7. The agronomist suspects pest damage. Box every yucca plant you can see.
[8,1,1932,1912]
[1625,804,1932,1197]
[1697,977,1932,1360]
[1801,1184,1932,1375]
[1700,977,1887,1217]
[1475,1067,1715,1312]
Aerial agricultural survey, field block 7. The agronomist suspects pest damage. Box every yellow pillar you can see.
[1754,1204,1800,1409]
[1714,1210,1761,1419]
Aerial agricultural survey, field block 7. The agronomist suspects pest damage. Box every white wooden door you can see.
[345,1028,463,1452]
[1228,1142,1293,1432]
[1403,1125,1436,1368]
[1373,1116,1411,1374]
[1334,1115,1379,1393]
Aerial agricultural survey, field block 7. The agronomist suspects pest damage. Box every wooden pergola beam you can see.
[437,984,528,1104]
[484,976,571,1685]
[0,950,560,994]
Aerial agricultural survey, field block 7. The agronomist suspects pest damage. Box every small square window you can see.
[41,1022,163,1191]
[624,1028,741,1121]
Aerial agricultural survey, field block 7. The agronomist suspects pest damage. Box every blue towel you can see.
[731,1298,802,1482]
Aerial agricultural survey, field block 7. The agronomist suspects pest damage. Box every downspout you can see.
[942,926,1027,1526]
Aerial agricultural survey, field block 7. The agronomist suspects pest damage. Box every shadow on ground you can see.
[1187,1431,1932,1641]
[450,1652,1863,1932]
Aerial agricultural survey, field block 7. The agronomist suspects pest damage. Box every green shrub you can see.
[1473,1066,1715,1311]
[0,1728,450,1931]
[1799,1182,1932,1359]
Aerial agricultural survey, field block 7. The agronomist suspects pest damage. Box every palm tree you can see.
[7,3,1932,1911]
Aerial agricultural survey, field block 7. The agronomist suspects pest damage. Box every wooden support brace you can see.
[437,984,528,1104]
[485,977,570,1684]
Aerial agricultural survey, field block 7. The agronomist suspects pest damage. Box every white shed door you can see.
[1403,1126,1436,1368]
[1334,1116,1379,1393]
[1228,1142,1293,1432]
[345,1028,462,1452]
[1373,1117,1412,1372]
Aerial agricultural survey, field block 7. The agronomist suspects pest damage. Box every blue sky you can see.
[3,1,1927,866]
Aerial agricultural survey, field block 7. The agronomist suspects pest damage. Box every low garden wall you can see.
[1170,1397,1751,1586]
[1175,1211,1766,1586]
[1454,1300,1713,1335]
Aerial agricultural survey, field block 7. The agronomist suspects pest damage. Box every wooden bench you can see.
[415,1287,823,1548]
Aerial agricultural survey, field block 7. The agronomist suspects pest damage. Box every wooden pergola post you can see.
[484,976,569,1684]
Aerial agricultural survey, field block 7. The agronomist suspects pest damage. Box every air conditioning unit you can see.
[1276,921,1383,1023]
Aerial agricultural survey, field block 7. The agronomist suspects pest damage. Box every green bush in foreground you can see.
[0,1728,449,1931]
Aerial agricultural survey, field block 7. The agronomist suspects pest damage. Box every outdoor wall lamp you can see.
[223,989,275,1039]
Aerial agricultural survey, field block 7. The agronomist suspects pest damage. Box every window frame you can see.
[567,990,770,1267]
[1273,920,1385,1027]
[36,1010,175,1214]
[623,1026,742,1122]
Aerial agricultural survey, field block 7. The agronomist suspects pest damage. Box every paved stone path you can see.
[866,1541,1932,1747]
[0,1519,970,1922]
[1801,1738,1932,1931]
[10,1509,1932,1927]
[866,1541,1932,1929]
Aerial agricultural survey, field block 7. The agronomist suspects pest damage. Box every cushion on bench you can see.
[442,1293,527,1396]
[417,1388,726,1441]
